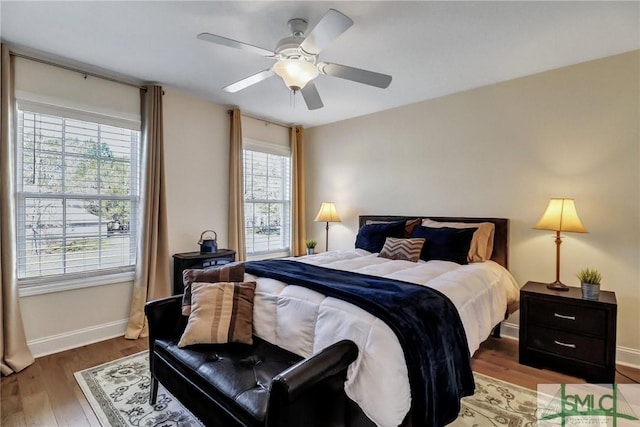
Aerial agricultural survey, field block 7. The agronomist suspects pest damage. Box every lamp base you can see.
[546,281,570,291]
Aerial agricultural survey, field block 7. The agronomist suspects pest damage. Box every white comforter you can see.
[245,249,520,427]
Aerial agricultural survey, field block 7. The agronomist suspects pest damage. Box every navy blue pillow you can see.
[410,225,477,265]
[355,221,406,253]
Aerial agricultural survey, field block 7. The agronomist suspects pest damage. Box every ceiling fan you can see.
[197,9,392,110]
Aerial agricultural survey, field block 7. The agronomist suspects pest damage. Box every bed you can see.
[243,216,520,427]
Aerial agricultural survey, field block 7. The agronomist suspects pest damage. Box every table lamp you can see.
[534,198,587,291]
[314,202,341,251]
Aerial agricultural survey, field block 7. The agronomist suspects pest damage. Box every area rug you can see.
[452,372,538,427]
[75,351,538,427]
[74,352,203,427]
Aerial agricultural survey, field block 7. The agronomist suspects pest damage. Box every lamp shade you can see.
[272,59,319,91]
[314,202,341,223]
[534,198,586,233]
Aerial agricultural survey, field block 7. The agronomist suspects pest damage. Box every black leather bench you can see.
[145,295,359,427]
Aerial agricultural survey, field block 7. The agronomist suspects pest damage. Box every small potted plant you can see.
[577,268,601,300]
[305,239,317,255]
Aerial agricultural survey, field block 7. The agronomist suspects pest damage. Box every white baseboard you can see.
[500,321,520,341]
[27,319,129,358]
[26,318,640,369]
[498,322,640,369]
[615,346,640,369]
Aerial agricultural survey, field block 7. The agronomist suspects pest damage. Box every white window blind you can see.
[243,138,291,257]
[16,106,140,285]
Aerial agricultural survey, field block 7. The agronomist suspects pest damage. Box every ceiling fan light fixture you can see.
[272,59,319,91]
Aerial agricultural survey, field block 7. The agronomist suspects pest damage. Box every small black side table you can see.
[172,250,236,295]
[519,281,617,383]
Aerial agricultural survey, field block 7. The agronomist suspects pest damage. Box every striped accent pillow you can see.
[178,281,256,347]
[378,237,426,262]
[182,263,245,315]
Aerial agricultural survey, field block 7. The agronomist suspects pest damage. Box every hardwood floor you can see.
[1,336,638,426]
[1,337,147,427]
[472,336,640,389]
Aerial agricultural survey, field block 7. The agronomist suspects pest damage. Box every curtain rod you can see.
[228,109,291,129]
[10,51,147,91]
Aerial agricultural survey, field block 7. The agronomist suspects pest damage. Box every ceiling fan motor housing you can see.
[275,18,315,63]
[275,36,308,59]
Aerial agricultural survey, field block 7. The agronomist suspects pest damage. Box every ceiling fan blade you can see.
[197,32,275,57]
[299,9,353,55]
[318,62,392,89]
[301,81,324,110]
[223,69,275,93]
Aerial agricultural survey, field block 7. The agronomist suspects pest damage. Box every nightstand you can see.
[172,250,236,295]
[519,281,617,383]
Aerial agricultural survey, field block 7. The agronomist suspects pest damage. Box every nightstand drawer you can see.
[527,299,606,337]
[527,325,606,365]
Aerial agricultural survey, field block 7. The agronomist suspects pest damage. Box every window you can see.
[243,139,291,258]
[15,104,140,288]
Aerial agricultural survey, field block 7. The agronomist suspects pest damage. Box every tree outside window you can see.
[16,109,139,280]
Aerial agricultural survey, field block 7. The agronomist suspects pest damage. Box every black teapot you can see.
[198,230,218,253]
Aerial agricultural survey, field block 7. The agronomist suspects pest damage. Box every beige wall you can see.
[20,89,231,356]
[305,51,640,357]
[163,89,230,254]
[20,281,133,355]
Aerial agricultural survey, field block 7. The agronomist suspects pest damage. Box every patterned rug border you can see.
[74,351,203,427]
[473,371,538,397]
[454,371,539,427]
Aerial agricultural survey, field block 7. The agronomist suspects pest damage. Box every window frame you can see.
[15,100,141,296]
[243,137,292,259]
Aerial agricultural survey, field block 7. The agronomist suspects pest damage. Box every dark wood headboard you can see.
[359,215,509,269]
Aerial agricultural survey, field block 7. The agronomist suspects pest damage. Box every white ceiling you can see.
[1,1,638,127]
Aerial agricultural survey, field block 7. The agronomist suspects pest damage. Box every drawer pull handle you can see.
[554,313,576,321]
[554,340,576,349]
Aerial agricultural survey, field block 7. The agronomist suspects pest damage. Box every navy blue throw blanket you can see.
[244,259,474,427]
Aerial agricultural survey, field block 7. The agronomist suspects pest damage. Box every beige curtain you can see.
[228,108,246,261]
[0,44,34,375]
[291,126,307,257]
[125,85,171,339]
